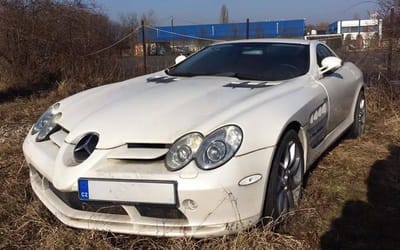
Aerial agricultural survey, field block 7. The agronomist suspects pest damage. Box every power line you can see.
[85,27,140,56]
[344,0,378,14]
[146,25,223,42]
[172,18,204,25]
[156,16,207,26]
[85,24,223,56]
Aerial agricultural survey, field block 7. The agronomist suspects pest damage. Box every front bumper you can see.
[23,132,275,237]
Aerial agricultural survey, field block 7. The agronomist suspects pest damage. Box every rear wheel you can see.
[348,90,366,138]
[262,129,304,220]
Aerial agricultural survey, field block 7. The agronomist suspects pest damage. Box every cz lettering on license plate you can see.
[78,179,90,200]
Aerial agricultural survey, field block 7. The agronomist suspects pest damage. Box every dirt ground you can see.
[0,82,399,249]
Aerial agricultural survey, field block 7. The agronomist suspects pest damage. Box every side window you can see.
[316,44,335,67]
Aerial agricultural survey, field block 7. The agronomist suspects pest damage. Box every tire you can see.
[262,129,304,220]
[348,90,366,138]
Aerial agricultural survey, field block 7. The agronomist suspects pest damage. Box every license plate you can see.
[78,178,177,205]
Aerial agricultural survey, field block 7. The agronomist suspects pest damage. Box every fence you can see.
[144,19,306,42]
[94,19,400,86]
[123,19,305,74]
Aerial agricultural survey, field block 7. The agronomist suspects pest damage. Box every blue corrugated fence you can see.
[142,19,305,42]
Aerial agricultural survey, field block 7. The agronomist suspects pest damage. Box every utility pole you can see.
[171,16,174,54]
[141,20,147,74]
[246,18,250,39]
[387,7,394,80]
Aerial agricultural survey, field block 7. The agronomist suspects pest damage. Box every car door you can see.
[317,44,357,132]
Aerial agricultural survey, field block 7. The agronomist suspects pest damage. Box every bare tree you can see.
[378,0,400,14]
[120,13,139,31]
[141,9,156,26]
[376,0,400,42]
[377,0,400,37]
[220,4,229,24]
[118,13,140,50]
[377,0,400,80]
[0,0,122,90]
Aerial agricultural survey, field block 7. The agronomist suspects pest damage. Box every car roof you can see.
[212,38,316,46]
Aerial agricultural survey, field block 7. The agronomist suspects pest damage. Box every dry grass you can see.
[0,82,399,249]
[281,85,400,249]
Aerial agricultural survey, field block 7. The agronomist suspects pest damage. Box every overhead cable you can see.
[145,25,223,42]
[85,27,140,56]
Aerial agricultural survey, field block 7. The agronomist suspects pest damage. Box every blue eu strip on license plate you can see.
[78,179,89,200]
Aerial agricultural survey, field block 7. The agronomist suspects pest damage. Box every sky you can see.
[95,0,380,26]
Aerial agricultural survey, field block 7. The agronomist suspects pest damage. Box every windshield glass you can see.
[167,43,310,81]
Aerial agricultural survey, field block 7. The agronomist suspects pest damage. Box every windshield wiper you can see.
[214,72,265,81]
[165,70,264,81]
[165,70,196,77]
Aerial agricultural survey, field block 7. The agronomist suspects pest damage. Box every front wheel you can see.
[262,129,304,220]
[348,90,366,138]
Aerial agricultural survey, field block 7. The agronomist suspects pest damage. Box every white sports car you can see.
[23,39,365,237]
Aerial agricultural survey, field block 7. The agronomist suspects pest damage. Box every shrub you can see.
[0,0,123,91]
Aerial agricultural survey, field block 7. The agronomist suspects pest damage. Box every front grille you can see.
[107,144,169,161]
[135,205,186,220]
[127,143,170,149]
[49,183,128,215]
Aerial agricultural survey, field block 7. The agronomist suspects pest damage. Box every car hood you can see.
[58,72,292,148]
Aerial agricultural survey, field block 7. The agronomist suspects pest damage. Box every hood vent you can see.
[223,81,271,89]
[147,76,178,84]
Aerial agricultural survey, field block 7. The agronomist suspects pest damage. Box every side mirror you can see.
[175,55,187,64]
[320,57,342,75]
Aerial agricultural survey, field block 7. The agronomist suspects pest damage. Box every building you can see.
[328,18,382,47]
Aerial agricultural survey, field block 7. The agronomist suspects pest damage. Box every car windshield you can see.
[167,42,310,81]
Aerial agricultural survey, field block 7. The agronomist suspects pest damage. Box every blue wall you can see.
[143,19,305,42]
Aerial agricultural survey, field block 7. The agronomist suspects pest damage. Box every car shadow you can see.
[320,145,400,249]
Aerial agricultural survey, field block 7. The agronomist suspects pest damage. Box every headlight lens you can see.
[165,133,203,171]
[165,126,243,171]
[31,103,62,142]
[196,125,243,170]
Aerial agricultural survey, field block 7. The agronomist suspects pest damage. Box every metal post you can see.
[246,18,250,39]
[387,7,394,80]
[171,17,174,54]
[141,20,147,74]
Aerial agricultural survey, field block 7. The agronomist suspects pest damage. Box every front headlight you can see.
[165,133,203,171]
[165,125,243,171]
[196,125,243,170]
[31,103,62,142]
